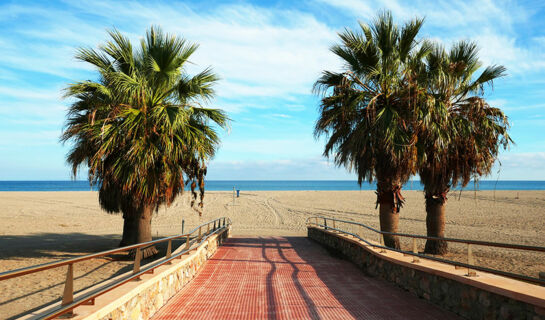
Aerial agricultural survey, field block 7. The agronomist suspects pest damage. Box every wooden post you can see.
[62,264,74,306]
[133,248,141,275]
[198,226,202,241]
[207,223,210,235]
[467,244,476,276]
[412,238,420,263]
[185,235,190,250]
[166,240,172,259]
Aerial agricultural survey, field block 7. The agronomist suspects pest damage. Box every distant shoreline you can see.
[1,180,545,191]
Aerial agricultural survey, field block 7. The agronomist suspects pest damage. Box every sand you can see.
[0,190,544,318]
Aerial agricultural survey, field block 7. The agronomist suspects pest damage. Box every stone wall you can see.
[80,229,229,320]
[308,227,545,320]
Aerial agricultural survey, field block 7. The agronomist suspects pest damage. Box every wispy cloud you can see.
[219,137,321,159]
[208,157,353,180]
[493,152,545,179]
[0,130,60,147]
[0,86,61,101]
[1,1,339,100]
[269,113,291,119]
[318,0,545,74]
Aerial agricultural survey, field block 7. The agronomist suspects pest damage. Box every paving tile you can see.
[152,236,460,320]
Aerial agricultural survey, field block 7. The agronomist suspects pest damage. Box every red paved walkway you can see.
[152,236,460,320]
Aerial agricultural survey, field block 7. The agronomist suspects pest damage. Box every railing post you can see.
[324,218,327,230]
[467,244,476,276]
[61,263,74,311]
[133,247,141,275]
[207,223,210,235]
[412,238,420,263]
[332,219,336,231]
[214,220,217,231]
[166,239,172,259]
[198,226,202,241]
[185,234,190,250]
[223,217,226,227]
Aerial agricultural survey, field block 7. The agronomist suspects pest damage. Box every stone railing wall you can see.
[70,228,229,320]
[308,227,545,320]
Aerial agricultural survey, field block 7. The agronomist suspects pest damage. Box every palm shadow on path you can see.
[220,236,460,320]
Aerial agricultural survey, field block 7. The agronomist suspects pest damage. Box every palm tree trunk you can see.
[119,203,158,258]
[379,202,400,249]
[376,182,404,249]
[119,212,136,247]
[424,192,448,255]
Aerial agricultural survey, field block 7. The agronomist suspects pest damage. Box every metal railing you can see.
[306,216,545,286]
[0,217,232,319]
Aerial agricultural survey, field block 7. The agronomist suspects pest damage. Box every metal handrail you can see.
[0,217,232,319]
[306,216,545,286]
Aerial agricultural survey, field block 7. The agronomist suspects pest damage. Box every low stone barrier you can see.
[67,228,229,320]
[308,227,545,320]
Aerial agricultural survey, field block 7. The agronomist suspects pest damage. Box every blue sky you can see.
[1,0,545,180]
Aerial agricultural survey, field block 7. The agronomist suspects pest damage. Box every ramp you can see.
[152,236,459,319]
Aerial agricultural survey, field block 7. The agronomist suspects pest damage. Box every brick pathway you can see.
[152,236,460,320]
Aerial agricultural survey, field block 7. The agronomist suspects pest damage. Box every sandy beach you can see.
[0,190,544,318]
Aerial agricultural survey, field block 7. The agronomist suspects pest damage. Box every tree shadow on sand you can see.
[0,233,122,260]
[0,233,187,319]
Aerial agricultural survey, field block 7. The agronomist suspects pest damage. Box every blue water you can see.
[0,180,544,191]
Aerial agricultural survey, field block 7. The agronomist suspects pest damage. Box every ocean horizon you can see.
[1,180,545,191]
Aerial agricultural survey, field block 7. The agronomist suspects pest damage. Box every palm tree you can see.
[314,11,430,249]
[418,41,512,254]
[61,27,229,257]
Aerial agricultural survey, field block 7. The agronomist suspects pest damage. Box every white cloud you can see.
[0,1,340,103]
[320,0,524,28]
[207,157,353,180]
[220,137,321,158]
[318,0,545,74]
[488,99,508,108]
[269,113,291,119]
[316,0,374,19]
[285,104,307,111]
[0,86,66,124]
[0,130,60,146]
[0,86,61,101]
[493,152,545,180]
[205,152,545,181]
[499,103,545,112]
[499,152,545,168]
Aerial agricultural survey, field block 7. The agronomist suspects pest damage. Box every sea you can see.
[0,180,544,191]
